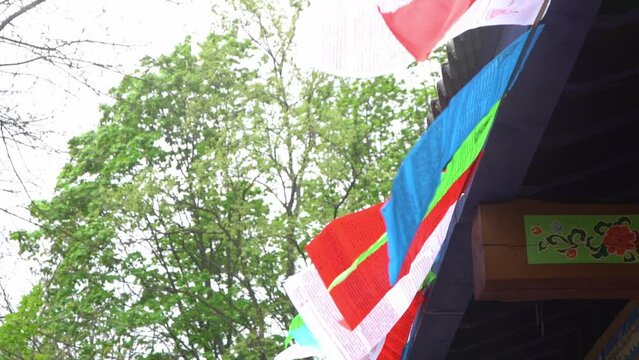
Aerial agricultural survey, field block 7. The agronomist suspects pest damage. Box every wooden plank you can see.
[478,199,639,246]
[473,200,639,301]
[484,246,639,282]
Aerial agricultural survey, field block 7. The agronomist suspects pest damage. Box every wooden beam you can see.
[473,200,639,301]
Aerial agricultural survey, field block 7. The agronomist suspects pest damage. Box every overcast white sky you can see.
[0,0,215,310]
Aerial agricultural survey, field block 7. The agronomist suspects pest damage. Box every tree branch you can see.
[0,0,47,33]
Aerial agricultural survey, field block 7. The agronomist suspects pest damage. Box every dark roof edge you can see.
[407,1,604,358]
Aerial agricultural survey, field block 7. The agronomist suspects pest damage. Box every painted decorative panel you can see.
[524,215,639,264]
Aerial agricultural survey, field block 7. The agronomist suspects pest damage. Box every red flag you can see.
[379,0,476,60]
[293,0,549,76]
[309,160,478,329]
[305,203,387,289]
[377,291,425,359]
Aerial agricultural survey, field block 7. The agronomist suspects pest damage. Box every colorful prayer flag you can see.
[293,0,414,78]
[325,158,478,329]
[375,285,424,359]
[281,19,547,360]
[284,203,457,359]
[444,0,551,42]
[383,27,543,284]
[306,203,387,290]
[275,344,324,360]
[306,98,502,330]
[378,0,475,61]
[293,0,550,77]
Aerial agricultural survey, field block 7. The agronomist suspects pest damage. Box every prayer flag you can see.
[293,0,549,77]
[376,292,424,359]
[383,28,543,284]
[307,97,497,329]
[293,0,414,78]
[378,0,475,61]
[444,0,551,43]
[281,20,546,360]
[327,158,478,329]
[278,302,421,360]
[275,344,324,360]
[306,203,387,290]
[284,203,457,359]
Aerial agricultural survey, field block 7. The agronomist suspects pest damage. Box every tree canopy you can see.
[1,2,435,359]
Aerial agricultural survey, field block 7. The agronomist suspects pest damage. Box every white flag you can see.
[284,203,457,359]
[293,0,414,78]
[275,344,325,360]
[293,0,550,78]
[442,0,550,44]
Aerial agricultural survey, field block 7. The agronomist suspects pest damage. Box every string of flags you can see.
[278,0,549,359]
[293,0,550,78]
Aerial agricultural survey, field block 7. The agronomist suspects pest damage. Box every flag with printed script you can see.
[306,157,479,330]
[282,27,544,359]
[303,28,541,334]
[378,0,475,61]
[383,27,544,284]
[293,0,550,77]
[283,202,455,359]
[278,293,423,360]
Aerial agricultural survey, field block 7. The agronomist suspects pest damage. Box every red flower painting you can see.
[565,248,577,259]
[603,225,637,256]
[531,226,543,236]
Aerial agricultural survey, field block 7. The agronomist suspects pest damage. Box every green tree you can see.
[2,2,435,359]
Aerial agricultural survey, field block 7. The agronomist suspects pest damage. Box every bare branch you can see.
[0,0,47,33]
[0,280,14,314]
[0,55,45,67]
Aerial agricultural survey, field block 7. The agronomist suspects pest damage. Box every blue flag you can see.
[383,27,544,284]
